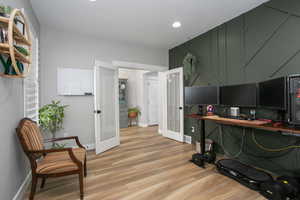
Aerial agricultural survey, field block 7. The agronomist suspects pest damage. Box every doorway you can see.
[118,68,149,128]
[94,60,184,155]
[145,73,159,126]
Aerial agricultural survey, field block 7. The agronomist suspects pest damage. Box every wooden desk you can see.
[185,114,300,167]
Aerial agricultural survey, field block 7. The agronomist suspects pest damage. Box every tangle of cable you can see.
[251,129,300,152]
[219,125,246,158]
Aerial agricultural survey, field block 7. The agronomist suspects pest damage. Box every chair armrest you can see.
[44,136,85,149]
[28,148,82,167]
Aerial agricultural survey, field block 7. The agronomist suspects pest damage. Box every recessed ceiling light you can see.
[172,21,181,28]
[90,0,97,2]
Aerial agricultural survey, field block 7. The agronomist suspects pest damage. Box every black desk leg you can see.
[200,119,206,155]
[191,119,206,168]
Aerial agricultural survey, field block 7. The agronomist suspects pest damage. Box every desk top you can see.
[185,114,300,135]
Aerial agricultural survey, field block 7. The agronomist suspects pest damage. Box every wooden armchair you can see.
[16,118,87,200]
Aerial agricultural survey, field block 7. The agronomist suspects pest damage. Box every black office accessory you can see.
[191,151,216,167]
[202,151,216,163]
[220,83,257,107]
[258,77,287,110]
[184,86,219,105]
[250,109,256,120]
[260,181,287,200]
[288,75,300,127]
[277,176,300,199]
[84,92,93,96]
[260,176,300,200]
[197,105,204,115]
[216,159,273,191]
[191,153,205,168]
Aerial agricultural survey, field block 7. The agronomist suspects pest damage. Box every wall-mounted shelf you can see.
[0,43,31,63]
[0,9,32,78]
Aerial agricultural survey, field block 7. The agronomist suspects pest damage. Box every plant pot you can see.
[128,112,137,118]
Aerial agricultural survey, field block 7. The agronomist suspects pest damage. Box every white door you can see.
[147,79,159,125]
[162,67,184,142]
[94,61,120,154]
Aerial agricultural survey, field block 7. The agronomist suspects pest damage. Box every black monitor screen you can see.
[258,77,286,110]
[220,83,257,107]
[185,86,218,105]
[185,87,193,105]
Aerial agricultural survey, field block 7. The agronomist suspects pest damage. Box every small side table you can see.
[129,116,138,127]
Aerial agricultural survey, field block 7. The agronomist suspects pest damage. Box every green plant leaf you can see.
[39,101,68,137]
[128,107,141,115]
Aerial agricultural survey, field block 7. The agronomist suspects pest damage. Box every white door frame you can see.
[162,67,184,142]
[113,61,168,134]
[94,60,120,154]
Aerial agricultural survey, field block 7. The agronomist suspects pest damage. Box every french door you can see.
[94,61,120,154]
[162,67,184,142]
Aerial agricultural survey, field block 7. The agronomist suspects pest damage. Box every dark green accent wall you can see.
[169,0,300,176]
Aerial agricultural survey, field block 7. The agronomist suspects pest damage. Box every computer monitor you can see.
[258,77,287,110]
[220,83,257,107]
[185,87,193,105]
[184,86,219,105]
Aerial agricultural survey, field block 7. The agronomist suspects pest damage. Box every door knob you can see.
[179,107,183,110]
[94,110,101,114]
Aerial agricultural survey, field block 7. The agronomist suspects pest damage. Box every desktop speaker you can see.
[288,75,300,126]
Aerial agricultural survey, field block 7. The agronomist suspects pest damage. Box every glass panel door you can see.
[94,61,120,154]
[163,67,184,142]
[100,67,116,141]
[167,72,180,132]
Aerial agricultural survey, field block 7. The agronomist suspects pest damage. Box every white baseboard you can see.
[138,123,148,127]
[184,135,192,144]
[13,171,31,200]
[83,143,95,150]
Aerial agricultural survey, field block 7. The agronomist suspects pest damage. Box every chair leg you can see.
[40,178,46,189]
[84,157,87,177]
[30,175,38,200]
[79,170,84,199]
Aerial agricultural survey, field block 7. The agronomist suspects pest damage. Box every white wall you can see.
[40,26,168,146]
[119,68,148,109]
[0,1,40,199]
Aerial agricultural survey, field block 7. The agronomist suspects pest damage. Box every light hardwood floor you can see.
[26,126,266,200]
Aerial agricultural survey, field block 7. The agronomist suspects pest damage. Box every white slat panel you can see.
[24,28,39,122]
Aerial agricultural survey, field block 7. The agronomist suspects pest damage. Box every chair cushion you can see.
[36,148,86,174]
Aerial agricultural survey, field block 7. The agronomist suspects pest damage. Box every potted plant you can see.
[128,107,141,118]
[39,100,68,148]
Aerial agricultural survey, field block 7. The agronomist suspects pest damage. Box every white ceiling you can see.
[30,0,268,49]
